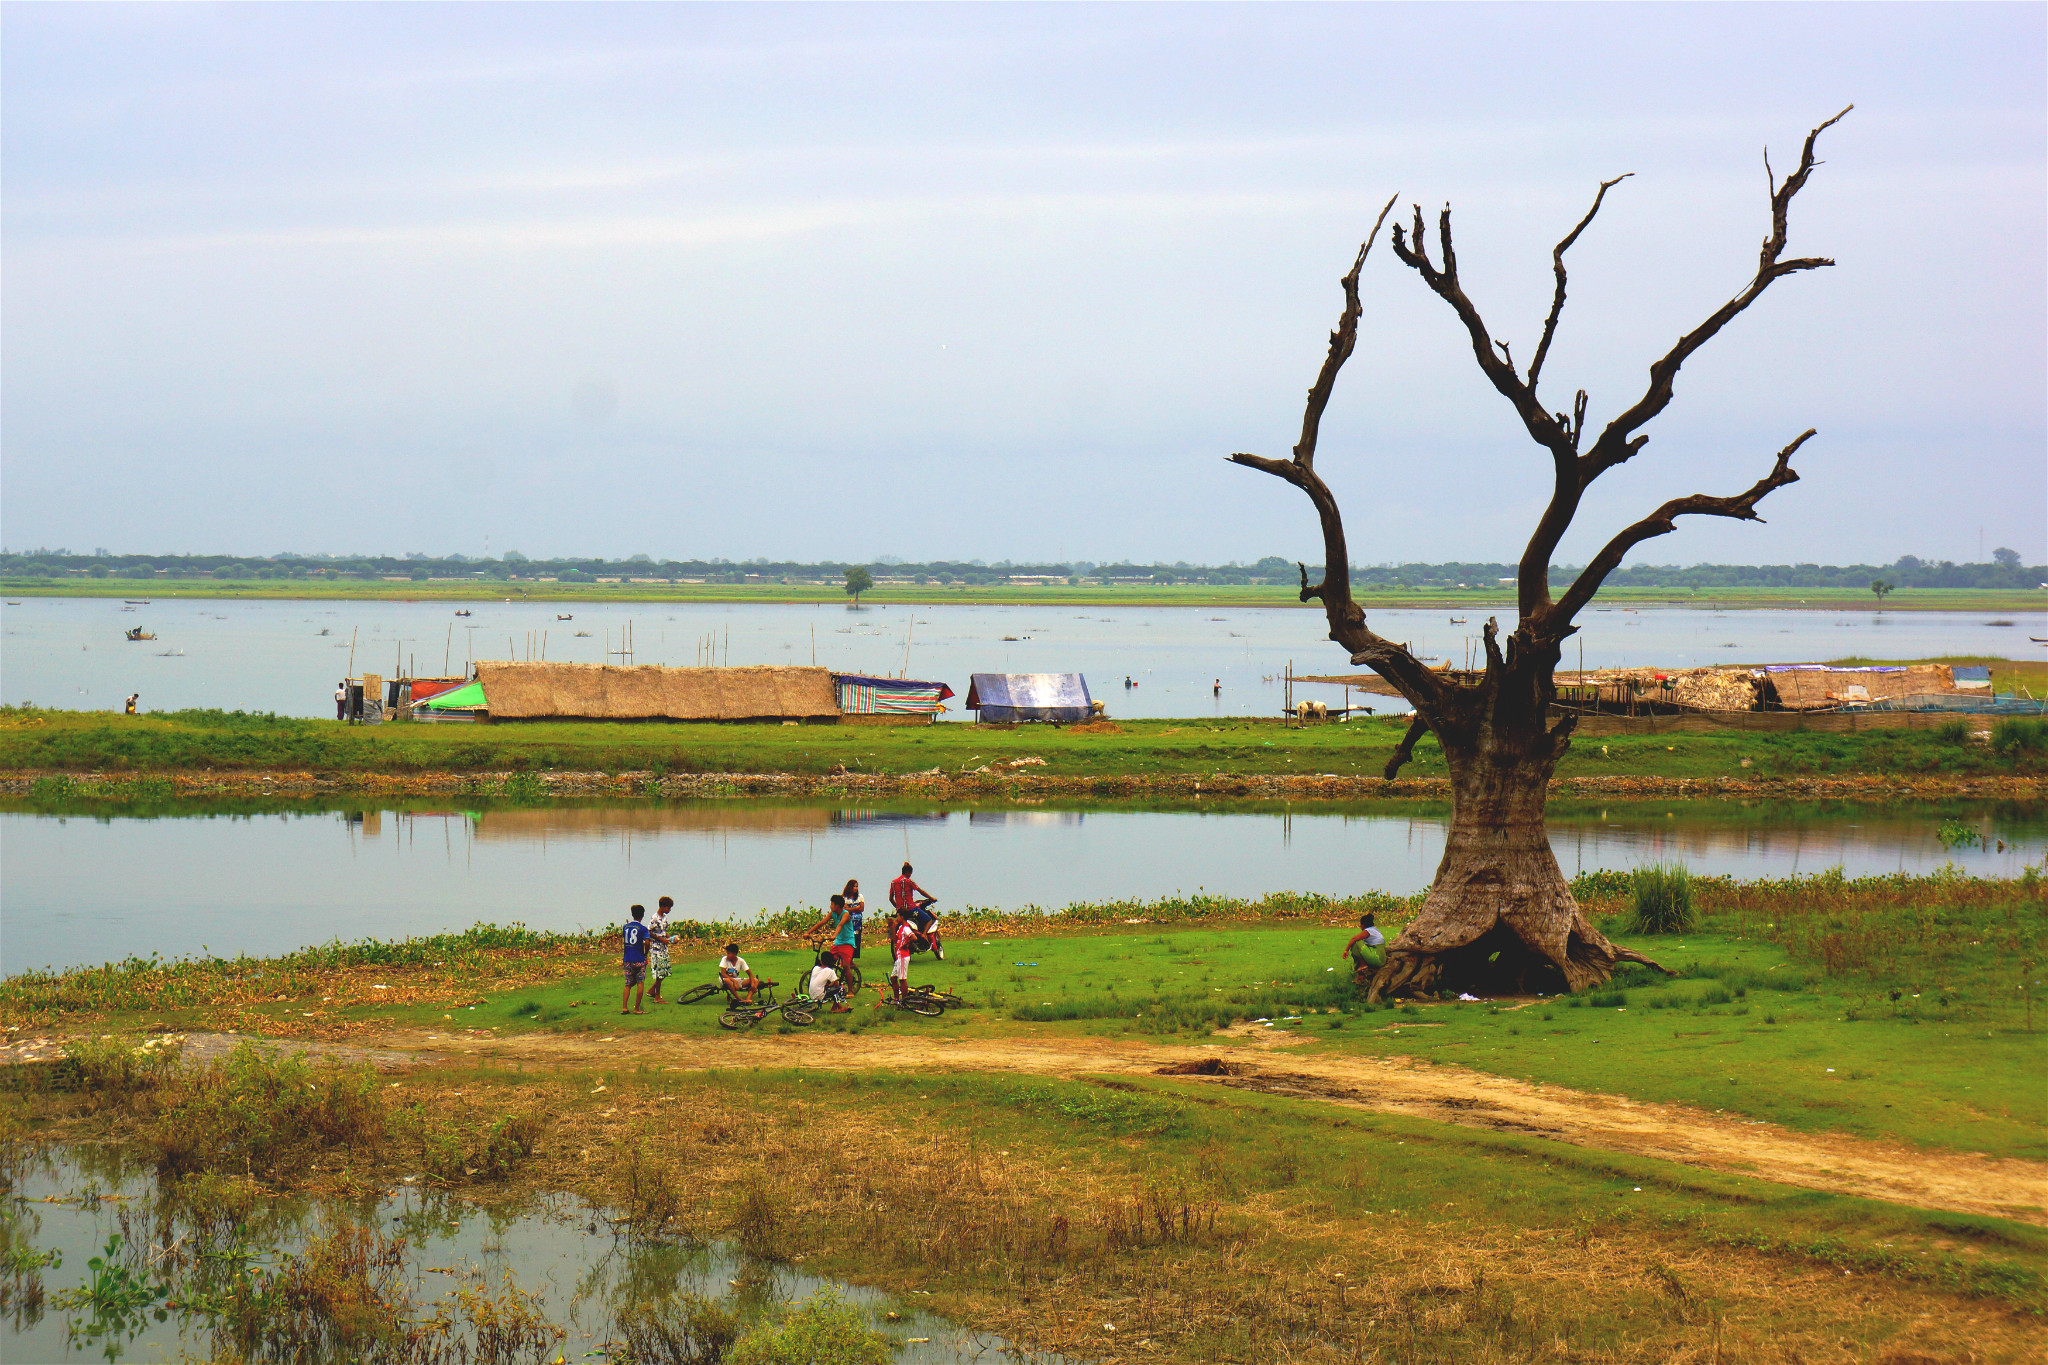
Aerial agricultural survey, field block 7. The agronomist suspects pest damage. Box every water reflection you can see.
[3,797,2038,975]
[0,1148,1065,1364]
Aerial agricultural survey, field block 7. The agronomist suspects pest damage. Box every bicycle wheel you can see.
[900,994,946,1017]
[840,960,863,994]
[780,1005,816,1026]
[678,983,719,1005]
[719,1008,764,1031]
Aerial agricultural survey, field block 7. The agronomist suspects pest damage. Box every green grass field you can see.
[16,871,2039,1162]
[5,577,2040,611]
[8,704,2047,780]
[324,919,2042,1163]
[12,870,2044,1356]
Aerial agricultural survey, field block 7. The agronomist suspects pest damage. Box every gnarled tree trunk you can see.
[1229,112,1847,997]
[1367,627,1669,1000]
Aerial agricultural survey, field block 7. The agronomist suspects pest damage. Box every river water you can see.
[3,597,2038,720]
[3,797,2039,975]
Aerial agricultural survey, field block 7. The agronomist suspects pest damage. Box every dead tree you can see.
[1232,110,1848,999]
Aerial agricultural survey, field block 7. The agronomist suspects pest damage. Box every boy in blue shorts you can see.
[621,904,650,1015]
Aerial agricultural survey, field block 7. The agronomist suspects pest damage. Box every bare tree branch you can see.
[1388,207,1565,447]
[1383,714,1430,780]
[1553,430,1814,624]
[1230,195,1451,709]
[1528,174,1632,394]
[1391,207,1581,620]
[1576,108,1849,489]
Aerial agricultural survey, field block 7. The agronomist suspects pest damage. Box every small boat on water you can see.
[124,599,151,605]
[1449,617,1467,624]
[124,627,156,641]
[455,609,472,617]
[557,614,574,621]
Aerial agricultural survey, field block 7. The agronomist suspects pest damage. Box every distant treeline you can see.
[0,549,2040,590]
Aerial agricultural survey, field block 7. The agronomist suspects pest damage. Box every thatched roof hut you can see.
[1756,664,1954,711]
[471,663,840,721]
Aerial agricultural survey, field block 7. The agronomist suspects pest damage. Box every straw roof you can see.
[472,662,840,721]
[1758,664,1953,712]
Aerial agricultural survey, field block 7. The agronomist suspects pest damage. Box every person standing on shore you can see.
[647,897,675,1002]
[888,906,921,1003]
[335,682,348,722]
[842,879,866,957]
[621,904,650,1015]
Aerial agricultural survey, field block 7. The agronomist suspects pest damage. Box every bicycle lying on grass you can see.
[719,994,818,1030]
[676,978,781,1007]
[863,984,956,1017]
[903,985,968,1012]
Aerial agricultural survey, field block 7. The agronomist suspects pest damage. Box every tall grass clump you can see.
[726,1289,890,1365]
[1625,864,1695,935]
[149,1043,385,1182]
[1991,717,2046,756]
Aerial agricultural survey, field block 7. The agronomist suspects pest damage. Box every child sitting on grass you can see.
[808,951,851,1013]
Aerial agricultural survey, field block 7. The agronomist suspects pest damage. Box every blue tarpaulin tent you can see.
[966,673,1092,723]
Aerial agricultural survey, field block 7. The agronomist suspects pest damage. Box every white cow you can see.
[1295,699,1329,721]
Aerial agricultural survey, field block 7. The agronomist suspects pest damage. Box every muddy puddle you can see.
[2,1146,1072,1363]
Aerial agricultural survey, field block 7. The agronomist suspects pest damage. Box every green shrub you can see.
[58,1034,185,1110]
[614,1292,740,1364]
[725,1289,890,1365]
[148,1044,384,1183]
[1991,717,2046,756]
[1933,717,1971,744]
[1625,864,1695,935]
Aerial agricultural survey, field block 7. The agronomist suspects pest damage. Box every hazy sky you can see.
[4,3,2042,566]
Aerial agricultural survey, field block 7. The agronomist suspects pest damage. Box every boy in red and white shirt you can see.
[888,908,921,1001]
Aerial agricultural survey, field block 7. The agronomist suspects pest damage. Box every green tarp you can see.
[420,678,487,711]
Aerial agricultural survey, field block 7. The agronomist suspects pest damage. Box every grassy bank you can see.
[7,869,2043,1360]
[7,704,2047,782]
[6,578,2040,610]
[8,870,2041,1160]
[10,1048,2044,1361]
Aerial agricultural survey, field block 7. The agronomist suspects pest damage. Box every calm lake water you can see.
[2,1149,1061,1365]
[4,798,2039,974]
[4,596,2039,720]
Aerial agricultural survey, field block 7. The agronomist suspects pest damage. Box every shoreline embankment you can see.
[3,767,2041,801]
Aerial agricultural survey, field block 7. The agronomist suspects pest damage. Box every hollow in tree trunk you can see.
[1369,676,1665,1000]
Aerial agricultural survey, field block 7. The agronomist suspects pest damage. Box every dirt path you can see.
[368,1024,2048,1227]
